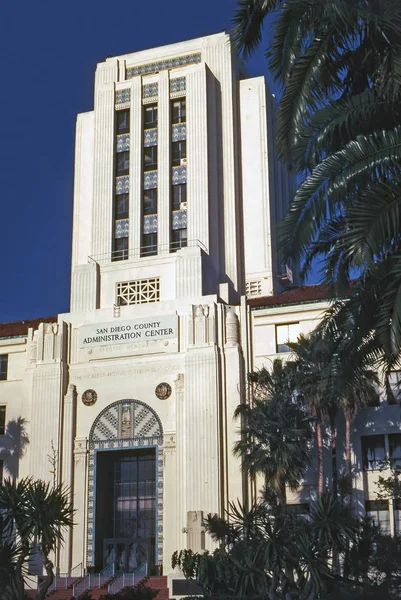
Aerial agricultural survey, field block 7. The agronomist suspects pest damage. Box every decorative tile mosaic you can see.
[170,77,186,94]
[172,210,187,230]
[144,170,158,190]
[87,400,164,568]
[144,128,158,147]
[116,176,129,195]
[172,123,186,142]
[126,53,201,79]
[116,134,130,152]
[116,88,131,104]
[115,219,129,239]
[172,166,187,185]
[143,214,158,234]
[143,83,158,98]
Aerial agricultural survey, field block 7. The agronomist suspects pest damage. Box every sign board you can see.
[79,315,178,349]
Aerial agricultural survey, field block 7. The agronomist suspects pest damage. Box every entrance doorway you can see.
[95,448,156,571]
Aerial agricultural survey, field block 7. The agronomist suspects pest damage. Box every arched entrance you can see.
[86,400,163,571]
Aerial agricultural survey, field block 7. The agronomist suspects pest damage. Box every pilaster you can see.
[72,437,88,569]
[157,71,170,251]
[70,262,100,313]
[129,77,142,252]
[163,432,177,573]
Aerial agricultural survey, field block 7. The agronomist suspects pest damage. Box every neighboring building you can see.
[248,286,401,537]
[0,32,295,592]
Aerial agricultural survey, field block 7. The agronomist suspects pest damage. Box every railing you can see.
[107,563,148,595]
[38,561,84,594]
[72,563,115,597]
[88,239,208,264]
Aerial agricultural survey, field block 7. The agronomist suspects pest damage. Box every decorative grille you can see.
[116,278,160,305]
[245,280,262,298]
[126,53,201,78]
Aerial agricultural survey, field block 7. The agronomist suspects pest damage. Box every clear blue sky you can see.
[0,0,275,322]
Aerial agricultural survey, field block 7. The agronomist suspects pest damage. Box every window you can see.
[144,146,157,171]
[395,500,401,535]
[389,434,401,468]
[366,500,390,535]
[143,189,157,215]
[388,371,401,402]
[362,435,386,470]
[115,194,129,219]
[0,406,5,435]
[171,228,187,252]
[172,140,186,166]
[172,184,187,210]
[116,278,160,306]
[116,110,130,134]
[172,99,186,124]
[116,151,130,176]
[0,355,7,381]
[112,237,128,262]
[141,233,157,257]
[144,105,158,129]
[275,323,300,353]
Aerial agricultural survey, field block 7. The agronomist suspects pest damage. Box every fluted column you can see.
[129,77,142,253]
[91,60,118,259]
[187,65,209,251]
[59,385,77,573]
[158,71,170,252]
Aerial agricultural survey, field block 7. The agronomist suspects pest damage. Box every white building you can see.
[1,31,398,596]
[0,32,295,593]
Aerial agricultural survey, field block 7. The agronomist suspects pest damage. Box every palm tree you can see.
[0,477,74,600]
[232,0,401,364]
[234,360,313,505]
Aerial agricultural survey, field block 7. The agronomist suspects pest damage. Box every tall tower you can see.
[71,32,288,312]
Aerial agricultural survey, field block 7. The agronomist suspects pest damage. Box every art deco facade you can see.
[2,32,398,596]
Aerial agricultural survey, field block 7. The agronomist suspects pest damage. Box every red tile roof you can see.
[247,284,330,309]
[0,316,57,339]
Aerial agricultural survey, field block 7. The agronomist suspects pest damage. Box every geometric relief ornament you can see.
[172,166,187,185]
[87,399,164,568]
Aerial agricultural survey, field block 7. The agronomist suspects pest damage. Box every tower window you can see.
[172,99,186,124]
[0,355,8,381]
[141,233,157,257]
[116,151,130,176]
[0,406,5,435]
[115,194,129,219]
[144,146,158,171]
[116,110,130,134]
[171,228,187,252]
[144,105,158,129]
[112,237,129,262]
[172,184,186,210]
[144,189,157,215]
[172,141,186,166]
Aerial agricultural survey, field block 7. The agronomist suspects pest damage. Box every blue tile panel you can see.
[143,214,158,234]
[115,219,129,238]
[116,134,130,152]
[172,210,187,230]
[144,170,158,190]
[126,53,201,78]
[170,77,186,94]
[143,82,158,98]
[172,166,187,185]
[144,128,158,147]
[87,399,164,568]
[172,123,186,142]
[116,176,129,194]
[116,88,131,104]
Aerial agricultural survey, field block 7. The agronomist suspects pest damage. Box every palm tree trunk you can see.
[344,407,352,499]
[277,479,287,506]
[329,410,338,497]
[316,417,324,495]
